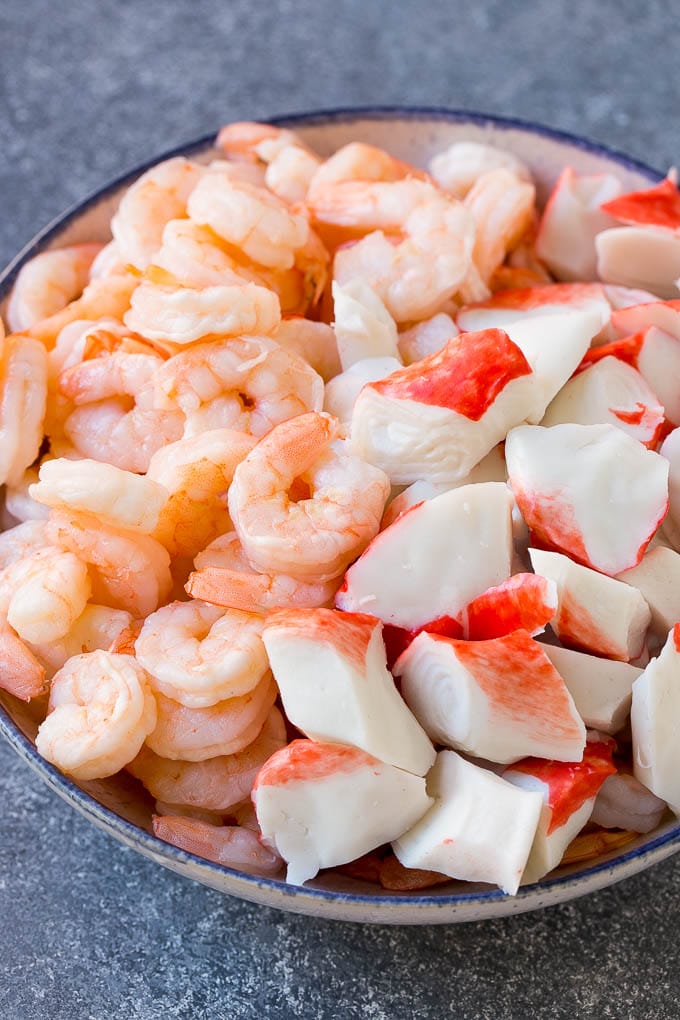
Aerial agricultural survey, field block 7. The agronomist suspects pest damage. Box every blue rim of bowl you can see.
[0,105,676,916]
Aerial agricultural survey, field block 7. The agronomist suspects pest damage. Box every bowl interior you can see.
[1,108,677,924]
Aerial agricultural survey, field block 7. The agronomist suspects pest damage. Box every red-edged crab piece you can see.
[631,624,680,814]
[456,282,612,334]
[461,572,557,641]
[541,644,641,734]
[600,176,680,232]
[506,423,669,576]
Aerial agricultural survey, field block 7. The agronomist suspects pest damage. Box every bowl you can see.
[1,106,676,924]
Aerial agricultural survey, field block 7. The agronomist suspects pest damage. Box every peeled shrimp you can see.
[146,670,278,761]
[0,547,91,644]
[307,142,428,198]
[127,706,287,811]
[0,619,46,701]
[215,121,321,204]
[111,157,204,270]
[327,180,475,321]
[152,815,283,876]
[4,465,49,523]
[0,334,48,487]
[272,317,341,382]
[30,458,169,533]
[134,600,268,707]
[7,244,103,332]
[28,604,134,680]
[464,168,536,284]
[123,278,281,346]
[187,532,339,613]
[146,428,256,559]
[35,650,157,781]
[154,335,323,438]
[47,511,172,618]
[228,411,390,582]
[429,141,531,199]
[27,274,138,350]
[0,520,52,570]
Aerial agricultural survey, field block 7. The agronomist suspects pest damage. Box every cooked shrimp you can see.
[154,335,323,438]
[152,815,283,876]
[228,411,390,581]
[123,278,281,345]
[35,650,157,781]
[4,465,50,523]
[89,242,128,280]
[272,317,341,382]
[0,618,46,701]
[47,510,172,617]
[187,172,310,270]
[153,801,225,825]
[265,146,322,205]
[0,520,52,570]
[187,532,339,612]
[146,671,277,760]
[146,428,255,559]
[59,347,183,473]
[216,121,310,164]
[29,458,168,533]
[0,333,48,487]
[135,600,268,707]
[328,181,475,321]
[127,706,287,811]
[28,274,138,350]
[111,157,205,270]
[464,168,536,284]
[7,244,104,332]
[307,142,428,197]
[28,604,133,679]
[429,141,531,199]
[0,546,91,644]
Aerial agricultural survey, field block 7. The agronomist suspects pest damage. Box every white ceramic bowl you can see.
[1,107,676,924]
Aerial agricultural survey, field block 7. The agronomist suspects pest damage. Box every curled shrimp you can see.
[7,244,103,332]
[154,335,323,438]
[47,510,172,618]
[307,142,428,197]
[28,604,134,680]
[4,465,49,523]
[186,532,339,612]
[30,457,169,533]
[27,273,138,350]
[127,706,287,811]
[0,618,46,701]
[0,546,91,645]
[111,157,205,270]
[325,180,475,321]
[58,346,183,473]
[123,278,281,346]
[146,670,278,761]
[186,172,310,270]
[216,121,322,204]
[228,411,390,582]
[0,520,52,570]
[272,317,340,382]
[152,815,283,876]
[429,141,532,199]
[0,333,48,487]
[134,600,269,707]
[146,428,256,559]
[35,650,157,781]
[464,168,536,284]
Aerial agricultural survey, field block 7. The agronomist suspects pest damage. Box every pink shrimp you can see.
[152,815,283,876]
[7,244,104,332]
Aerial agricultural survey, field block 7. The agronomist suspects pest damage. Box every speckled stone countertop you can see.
[1,2,679,1016]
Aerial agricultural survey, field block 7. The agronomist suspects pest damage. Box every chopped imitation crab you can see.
[541,356,665,448]
[617,546,680,638]
[331,279,401,370]
[529,548,651,662]
[541,644,641,734]
[252,740,432,886]
[610,298,680,340]
[504,739,616,884]
[323,356,402,423]
[392,750,543,895]
[394,629,586,764]
[595,226,680,299]
[631,625,680,814]
[506,423,669,576]
[456,282,612,334]
[534,167,622,281]
[661,428,680,550]
[261,608,435,776]
[600,176,680,232]
[460,573,557,641]
[335,482,513,630]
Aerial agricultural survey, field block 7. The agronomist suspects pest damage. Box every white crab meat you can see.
[456,282,612,335]
[541,356,664,448]
[617,546,680,638]
[506,423,669,576]
[397,312,458,365]
[529,548,651,661]
[332,279,401,370]
[323,356,402,423]
[631,624,680,814]
[660,428,680,549]
[595,226,680,299]
[611,298,680,341]
[335,482,513,629]
[253,740,433,885]
[392,750,543,895]
[534,167,622,281]
[541,643,641,734]
[261,608,435,776]
[504,740,615,884]
[590,771,667,833]
[429,141,531,199]
[394,629,586,764]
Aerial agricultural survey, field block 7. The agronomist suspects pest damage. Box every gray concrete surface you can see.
[1,0,679,1016]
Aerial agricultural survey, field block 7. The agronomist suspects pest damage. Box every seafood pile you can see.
[3,121,680,893]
